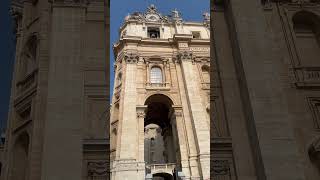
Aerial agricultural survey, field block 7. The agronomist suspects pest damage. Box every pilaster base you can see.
[111,159,145,180]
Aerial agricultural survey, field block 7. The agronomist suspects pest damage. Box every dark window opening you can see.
[192,31,201,39]
[148,27,160,38]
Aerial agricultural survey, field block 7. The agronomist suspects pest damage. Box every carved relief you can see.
[87,161,109,177]
[137,111,146,118]
[124,4,171,23]
[124,52,139,64]
[307,97,320,129]
[278,5,320,88]
[213,160,230,176]
[178,51,193,62]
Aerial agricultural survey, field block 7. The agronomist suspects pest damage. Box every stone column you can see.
[172,107,191,179]
[136,106,147,162]
[178,51,210,179]
[113,52,144,180]
[146,61,150,86]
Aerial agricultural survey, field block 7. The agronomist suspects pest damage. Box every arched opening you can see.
[144,94,179,176]
[201,65,210,83]
[292,11,320,66]
[10,132,29,180]
[20,35,37,79]
[153,172,174,180]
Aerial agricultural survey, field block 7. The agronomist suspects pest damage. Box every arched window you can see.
[20,35,37,79]
[292,11,320,66]
[201,65,210,83]
[150,67,163,84]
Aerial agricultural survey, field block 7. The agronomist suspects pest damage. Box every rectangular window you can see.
[148,27,160,38]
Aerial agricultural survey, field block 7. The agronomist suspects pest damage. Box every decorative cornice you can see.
[125,4,171,23]
[49,0,89,7]
[87,161,109,176]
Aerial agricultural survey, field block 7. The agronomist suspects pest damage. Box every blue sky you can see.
[0,0,15,131]
[110,0,210,97]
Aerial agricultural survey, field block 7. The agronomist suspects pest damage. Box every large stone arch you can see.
[144,92,177,106]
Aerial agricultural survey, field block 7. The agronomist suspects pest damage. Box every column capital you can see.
[172,106,183,117]
[136,112,146,118]
[136,105,147,118]
[177,51,193,62]
[124,52,139,64]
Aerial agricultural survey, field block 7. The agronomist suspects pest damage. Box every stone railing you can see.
[293,67,320,88]
[146,82,170,90]
[145,163,176,175]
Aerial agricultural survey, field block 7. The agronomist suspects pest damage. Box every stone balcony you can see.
[145,163,176,176]
[145,82,170,90]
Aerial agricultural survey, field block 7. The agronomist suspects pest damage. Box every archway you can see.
[153,172,174,180]
[144,94,179,175]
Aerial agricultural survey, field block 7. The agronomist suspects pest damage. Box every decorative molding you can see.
[124,52,139,64]
[212,160,230,176]
[112,159,145,172]
[87,161,109,177]
[137,112,146,118]
[294,67,320,88]
[308,136,320,163]
[124,4,171,23]
[307,97,320,129]
[177,51,193,62]
[277,4,320,89]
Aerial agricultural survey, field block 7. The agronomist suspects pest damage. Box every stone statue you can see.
[124,13,131,21]
[171,9,180,19]
[203,12,210,21]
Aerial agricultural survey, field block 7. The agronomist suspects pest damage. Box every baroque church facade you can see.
[110,5,211,180]
[1,0,109,180]
[2,0,320,180]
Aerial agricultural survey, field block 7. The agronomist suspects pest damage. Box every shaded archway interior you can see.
[144,94,173,129]
[144,94,177,167]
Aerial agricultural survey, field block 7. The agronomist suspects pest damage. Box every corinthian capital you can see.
[137,112,146,118]
[178,51,193,62]
[124,52,139,64]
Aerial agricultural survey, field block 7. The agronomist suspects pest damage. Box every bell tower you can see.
[110,5,210,180]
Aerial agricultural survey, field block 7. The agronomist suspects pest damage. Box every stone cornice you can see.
[49,0,89,7]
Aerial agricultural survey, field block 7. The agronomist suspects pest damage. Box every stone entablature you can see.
[117,4,210,40]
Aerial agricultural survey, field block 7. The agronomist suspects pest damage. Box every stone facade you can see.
[212,0,320,180]
[1,0,109,180]
[110,5,210,180]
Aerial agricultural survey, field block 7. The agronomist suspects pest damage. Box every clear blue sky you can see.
[0,0,15,131]
[110,0,210,97]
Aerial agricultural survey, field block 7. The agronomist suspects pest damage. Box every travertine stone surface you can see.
[111,4,210,180]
